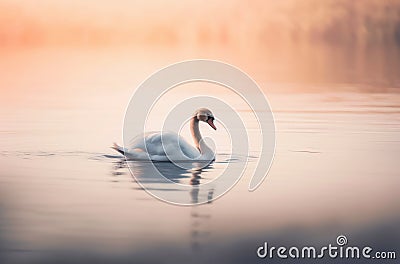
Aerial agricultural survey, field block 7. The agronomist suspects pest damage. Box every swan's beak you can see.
[207,119,217,130]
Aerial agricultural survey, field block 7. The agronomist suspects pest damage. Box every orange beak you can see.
[207,118,217,130]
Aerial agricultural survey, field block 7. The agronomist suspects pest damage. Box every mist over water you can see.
[1,0,400,90]
[0,1,399,263]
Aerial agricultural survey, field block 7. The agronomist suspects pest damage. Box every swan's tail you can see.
[111,143,126,156]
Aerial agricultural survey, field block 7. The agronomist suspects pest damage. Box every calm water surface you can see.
[0,50,399,263]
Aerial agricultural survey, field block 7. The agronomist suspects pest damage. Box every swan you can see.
[112,108,217,162]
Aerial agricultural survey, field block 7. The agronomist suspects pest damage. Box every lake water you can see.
[0,48,399,263]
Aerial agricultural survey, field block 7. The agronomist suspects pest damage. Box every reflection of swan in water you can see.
[110,159,213,251]
[112,108,216,162]
[189,162,214,204]
[128,161,215,192]
[111,158,214,200]
[188,162,213,252]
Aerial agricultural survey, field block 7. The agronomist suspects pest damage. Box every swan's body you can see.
[112,108,216,162]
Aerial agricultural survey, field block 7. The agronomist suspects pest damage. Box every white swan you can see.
[112,108,217,162]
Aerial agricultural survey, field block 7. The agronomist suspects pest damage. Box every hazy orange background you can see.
[1,0,400,95]
[1,0,400,48]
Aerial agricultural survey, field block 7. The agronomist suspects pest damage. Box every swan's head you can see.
[194,108,216,130]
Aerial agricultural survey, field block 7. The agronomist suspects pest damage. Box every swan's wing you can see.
[144,133,168,155]
[160,132,200,159]
[129,132,165,155]
[127,131,200,161]
[111,143,150,160]
[178,137,200,159]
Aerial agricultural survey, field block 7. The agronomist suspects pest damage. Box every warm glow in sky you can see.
[0,0,399,99]
[1,0,399,47]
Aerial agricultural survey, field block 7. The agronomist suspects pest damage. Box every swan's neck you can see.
[190,117,202,151]
[190,117,214,158]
